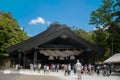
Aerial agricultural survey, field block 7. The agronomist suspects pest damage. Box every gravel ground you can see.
[0,69,119,80]
[0,74,62,80]
[0,74,21,80]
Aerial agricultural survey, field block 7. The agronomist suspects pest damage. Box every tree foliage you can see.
[89,0,120,58]
[0,11,29,54]
[71,26,94,44]
[113,0,120,24]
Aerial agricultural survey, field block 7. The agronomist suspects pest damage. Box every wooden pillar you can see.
[18,49,26,68]
[18,52,22,65]
[23,53,26,68]
[33,47,38,64]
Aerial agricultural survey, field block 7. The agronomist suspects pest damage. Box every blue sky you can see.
[0,0,102,36]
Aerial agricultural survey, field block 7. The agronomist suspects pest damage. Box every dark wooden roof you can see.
[5,23,105,54]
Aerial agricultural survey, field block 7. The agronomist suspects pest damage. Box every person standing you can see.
[64,64,68,76]
[43,65,47,74]
[68,64,71,75]
[38,63,41,73]
[88,64,92,75]
[96,65,100,76]
[84,64,88,75]
[30,63,33,70]
[33,64,37,71]
[46,65,49,74]
[76,60,82,80]
[73,64,77,75]
[56,64,59,72]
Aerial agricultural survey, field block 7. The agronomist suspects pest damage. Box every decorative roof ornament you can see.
[61,35,68,39]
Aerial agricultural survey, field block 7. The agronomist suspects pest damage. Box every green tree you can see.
[113,0,120,24]
[0,11,29,54]
[90,0,114,28]
[92,27,108,47]
[89,0,120,58]
[71,26,94,43]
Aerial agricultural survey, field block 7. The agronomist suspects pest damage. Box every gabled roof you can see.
[5,23,105,54]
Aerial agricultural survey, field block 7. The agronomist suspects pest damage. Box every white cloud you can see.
[29,17,45,25]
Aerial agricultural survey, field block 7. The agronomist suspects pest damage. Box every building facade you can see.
[5,23,105,68]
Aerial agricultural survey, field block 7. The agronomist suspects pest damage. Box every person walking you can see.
[73,64,77,75]
[76,60,82,80]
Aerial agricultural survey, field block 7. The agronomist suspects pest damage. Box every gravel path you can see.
[19,75,62,80]
[0,74,21,80]
[0,74,62,80]
[0,69,119,80]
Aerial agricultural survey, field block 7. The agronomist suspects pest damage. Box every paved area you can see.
[0,74,21,80]
[0,69,120,80]
[0,74,62,80]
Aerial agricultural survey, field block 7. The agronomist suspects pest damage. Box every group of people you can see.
[62,60,112,79]
[30,63,41,72]
[96,64,112,76]
[29,63,60,74]
[30,60,92,79]
[29,60,83,79]
[28,60,112,80]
